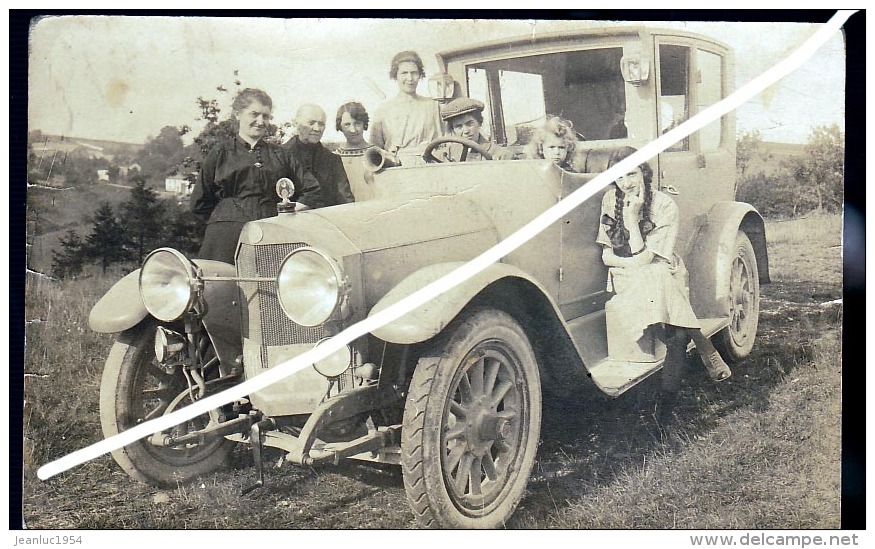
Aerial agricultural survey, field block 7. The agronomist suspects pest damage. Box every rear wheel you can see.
[99,321,234,487]
[401,308,542,528]
[715,231,760,362]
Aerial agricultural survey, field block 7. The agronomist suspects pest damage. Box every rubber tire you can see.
[714,231,761,362]
[99,321,234,487]
[401,308,542,529]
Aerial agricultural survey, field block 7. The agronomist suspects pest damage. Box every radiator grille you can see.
[238,243,327,358]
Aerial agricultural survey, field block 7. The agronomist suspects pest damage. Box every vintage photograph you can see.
[21,13,851,531]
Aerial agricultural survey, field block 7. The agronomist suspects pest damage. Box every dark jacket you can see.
[284,136,355,206]
[191,135,323,225]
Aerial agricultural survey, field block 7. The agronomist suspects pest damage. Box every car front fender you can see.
[369,261,553,345]
[88,269,147,334]
[88,259,243,365]
[686,201,770,318]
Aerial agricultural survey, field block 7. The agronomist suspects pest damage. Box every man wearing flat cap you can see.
[439,97,511,161]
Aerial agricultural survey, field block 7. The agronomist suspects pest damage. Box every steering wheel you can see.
[422,136,493,163]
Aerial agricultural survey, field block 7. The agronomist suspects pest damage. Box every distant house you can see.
[97,169,110,182]
[165,177,193,195]
[118,163,141,179]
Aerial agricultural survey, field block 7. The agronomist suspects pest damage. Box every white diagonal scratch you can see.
[37,11,855,482]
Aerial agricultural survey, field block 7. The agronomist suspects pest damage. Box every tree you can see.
[121,180,166,263]
[163,200,204,256]
[804,124,844,213]
[151,125,186,160]
[736,130,769,179]
[736,125,844,219]
[63,162,85,187]
[737,171,814,219]
[137,125,187,180]
[776,124,844,215]
[182,84,235,165]
[84,202,130,272]
[51,230,86,279]
[191,118,238,166]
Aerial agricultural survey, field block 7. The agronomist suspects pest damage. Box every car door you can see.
[557,171,611,364]
[655,39,735,257]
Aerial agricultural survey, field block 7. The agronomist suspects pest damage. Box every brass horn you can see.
[363,146,401,173]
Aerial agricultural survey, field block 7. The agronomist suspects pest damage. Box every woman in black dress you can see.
[190,88,322,263]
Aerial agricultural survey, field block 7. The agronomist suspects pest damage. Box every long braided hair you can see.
[603,146,655,256]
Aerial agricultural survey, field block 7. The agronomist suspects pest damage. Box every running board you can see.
[699,317,730,339]
[587,317,729,397]
[588,358,663,397]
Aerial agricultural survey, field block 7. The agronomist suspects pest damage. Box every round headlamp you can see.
[312,338,353,378]
[139,248,200,322]
[277,247,342,327]
[154,326,186,363]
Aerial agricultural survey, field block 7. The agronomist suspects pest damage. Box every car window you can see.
[658,44,690,152]
[466,47,626,145]
[466,68,494,140]
[500,71,546,146]
[697,48,724,151]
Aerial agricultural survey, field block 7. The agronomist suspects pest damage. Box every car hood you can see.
[249,192,496,256]
[313,194,496,251]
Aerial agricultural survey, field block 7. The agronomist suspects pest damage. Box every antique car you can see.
[89,25,769,528]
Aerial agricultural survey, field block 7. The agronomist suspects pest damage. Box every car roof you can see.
[436,25,731,66]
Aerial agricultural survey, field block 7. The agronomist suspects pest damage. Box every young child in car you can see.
[596,147,732,409]
[527,116,580,171]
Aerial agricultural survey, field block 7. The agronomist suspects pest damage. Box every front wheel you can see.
[401,308,542,529]
[714,231,761,362]
[99,321,235,487]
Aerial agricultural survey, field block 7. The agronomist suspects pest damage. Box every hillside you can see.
[25,182,183,275]
[748,141,807,176]
[25,139,811,275]
[31,134,145,157]
[27,184,133,236]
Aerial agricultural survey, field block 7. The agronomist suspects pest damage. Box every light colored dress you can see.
[596,187,700,344]
[334,145,374,202]
[370,94,442,157]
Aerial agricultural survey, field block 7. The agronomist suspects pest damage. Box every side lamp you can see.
[428,73,456,102]
[620,53,651,87]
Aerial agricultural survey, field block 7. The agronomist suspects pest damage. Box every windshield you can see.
[466,47,626,145]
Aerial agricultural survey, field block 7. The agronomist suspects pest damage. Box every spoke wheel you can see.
[402,308,541,528]
[99,321,234,487]
[715,231,761,362]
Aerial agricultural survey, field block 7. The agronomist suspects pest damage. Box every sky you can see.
[26,15,847,145]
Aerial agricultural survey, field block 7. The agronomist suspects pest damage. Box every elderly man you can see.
[285,104,355,205]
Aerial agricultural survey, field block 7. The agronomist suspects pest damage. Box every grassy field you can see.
[20,214,843,529]
[746,142,807,177]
